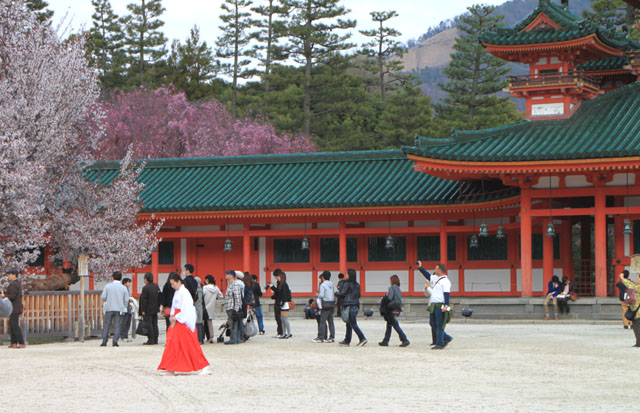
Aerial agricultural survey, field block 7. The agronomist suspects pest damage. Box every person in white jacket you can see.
[203,275,223,344]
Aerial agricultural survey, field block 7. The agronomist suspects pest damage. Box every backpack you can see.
[624,288,636,305]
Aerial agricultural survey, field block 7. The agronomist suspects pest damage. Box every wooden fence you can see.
[1,291,105,341]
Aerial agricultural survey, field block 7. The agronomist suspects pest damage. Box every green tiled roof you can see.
[578,56,629,72]
[87,150,513,213]
[479,0,640,51]
[402,82,640,162]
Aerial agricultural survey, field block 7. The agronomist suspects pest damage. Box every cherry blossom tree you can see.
[0,1,161,279]
[99,86,315,159]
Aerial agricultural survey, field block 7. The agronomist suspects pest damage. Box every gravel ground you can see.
[2,318,637,412]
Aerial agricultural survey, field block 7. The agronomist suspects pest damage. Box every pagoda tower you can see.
[480,0,639,120]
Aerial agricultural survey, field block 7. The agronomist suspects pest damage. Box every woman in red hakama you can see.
[158,273,210,375]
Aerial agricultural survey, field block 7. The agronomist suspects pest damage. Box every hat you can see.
[6,269,18,275]
[235,271,244,279]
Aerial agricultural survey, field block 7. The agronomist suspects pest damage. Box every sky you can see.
[47,0,507,47]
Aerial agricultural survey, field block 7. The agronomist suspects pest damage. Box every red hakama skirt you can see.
[157,310,210,373]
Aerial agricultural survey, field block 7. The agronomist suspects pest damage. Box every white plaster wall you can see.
[228,224,243,232]
[516,268,563,292]
[180,238,187,268]
[464,269,511,292]
[625,196,640,207]
[365,270,408,293]
[625,233,630,257]
[606,173,635,187]
[464,217,503,226]
[413,269,458,293]
[285,271,313,293]
[414,220,441,227]
[364,221,408,228]
[317,222,339,229]
[157,272,171,289]
[271,223,305,230]
[565,175,591,188]
[532,176,560,189]
[181,225,221,232]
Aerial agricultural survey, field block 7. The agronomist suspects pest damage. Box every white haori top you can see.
[171,285,197,332]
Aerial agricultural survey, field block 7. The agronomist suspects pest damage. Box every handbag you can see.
[135,318,150,336]
[341,305,351,323]
[625,306,639,322]
[244,310,258,338]
[569,292,579,302]
[289,301,296,310]
[162,307,171,317]
[321,300,335,310]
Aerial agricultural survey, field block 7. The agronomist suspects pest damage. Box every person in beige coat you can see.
[203,275,223,343]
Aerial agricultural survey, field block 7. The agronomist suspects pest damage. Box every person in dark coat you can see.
[183,264,198,302]
[335,269,367,347]
[5,269,25,348]
[617,270,633,329]
[267,269,284,338]
[139,272,161,345]
[251,274,265,335]
[161,275,176,331]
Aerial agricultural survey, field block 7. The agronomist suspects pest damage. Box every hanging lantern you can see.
[301,237,310,250]
[496,225,505,239]
[224,238,232,252]
[385,235,394,249]
[469,234,479,248]
[479,223,489,237]
[546,222,555,237]
[624,219,633,235]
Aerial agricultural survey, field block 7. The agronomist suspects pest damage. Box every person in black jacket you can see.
[335,269,367,347]
[267,269,284,338]
[379,275,409,347]
[5,269,25,348]
[183,264,198,302]
[268,270,292,339]
[139,272,161,345]
[161,275,176,331]
[617,270,633,329]
[336,273,345,317]
[251,274,265,334]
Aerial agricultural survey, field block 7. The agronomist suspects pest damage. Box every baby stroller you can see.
[217,321,230,343]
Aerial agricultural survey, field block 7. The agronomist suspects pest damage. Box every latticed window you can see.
[417,236,457,261]
[26,246,46,267]
[531,234,560,260]
[274,239,310,263]
[320,238,358,263]
[368,237,406,262]
[467,235,508,261]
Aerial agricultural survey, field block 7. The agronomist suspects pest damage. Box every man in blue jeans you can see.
[251,274,265,334]
[418,262,452,350]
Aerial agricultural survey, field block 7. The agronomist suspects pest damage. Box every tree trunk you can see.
[232,0,239,118]
[303,2,312,136]
[265,0,273,94]
[379,20,385,103]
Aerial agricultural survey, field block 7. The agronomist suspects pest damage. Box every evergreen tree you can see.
[251,0,290,93]
[25,0,53,24]
[282,0,356,135]
[437,5,521,132]
[86,0,127,92]
[122,0,168,87]
[166,26,219,100]
[360,11,407,103]
[377,83,433,147]
[582,0,638,38]
[217,0,256,118]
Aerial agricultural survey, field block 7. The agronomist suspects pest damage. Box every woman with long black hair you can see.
[335,269,367,347]
[379,275,410,347]
[269,271,292,339]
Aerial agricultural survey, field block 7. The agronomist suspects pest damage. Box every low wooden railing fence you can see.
[1,291,105,341]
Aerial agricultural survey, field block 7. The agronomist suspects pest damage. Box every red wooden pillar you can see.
[243,224,251,273]
[594,187,607,297]
[520,189,533,297]
[613,197,625,280]
[151,249,159,284]
[339,222,347,276]
[543,218,554,287]
[440,219,448,265]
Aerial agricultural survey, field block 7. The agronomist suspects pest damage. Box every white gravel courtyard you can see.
[2,318,637,412]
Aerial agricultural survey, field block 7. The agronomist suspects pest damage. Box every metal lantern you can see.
[301,237,310,250]
[385,235,394,249]
[545,222,556,237]
[479,223,489,237]
[224,238,232,252]
[469,234,479,248]
[624,219,633,235]
[496,225,506,239]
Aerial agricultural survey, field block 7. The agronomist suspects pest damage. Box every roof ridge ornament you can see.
[561,0,568,10]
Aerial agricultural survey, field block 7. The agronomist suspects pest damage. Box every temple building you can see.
[32,0,640,300]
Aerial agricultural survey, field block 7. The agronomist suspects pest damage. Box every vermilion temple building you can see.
[34,0,640,300]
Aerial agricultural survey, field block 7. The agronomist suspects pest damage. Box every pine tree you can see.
[377,83,433,147]
[437,5,521,132]
[217,0,256,118]
[360,10,407,103]
[282,0,356,135]
[582,0,638,38]
[87,0,127,92]
[250,0,289,93]
[168,26,219,100]
[25,0,53,24]
[122,0,168,87]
